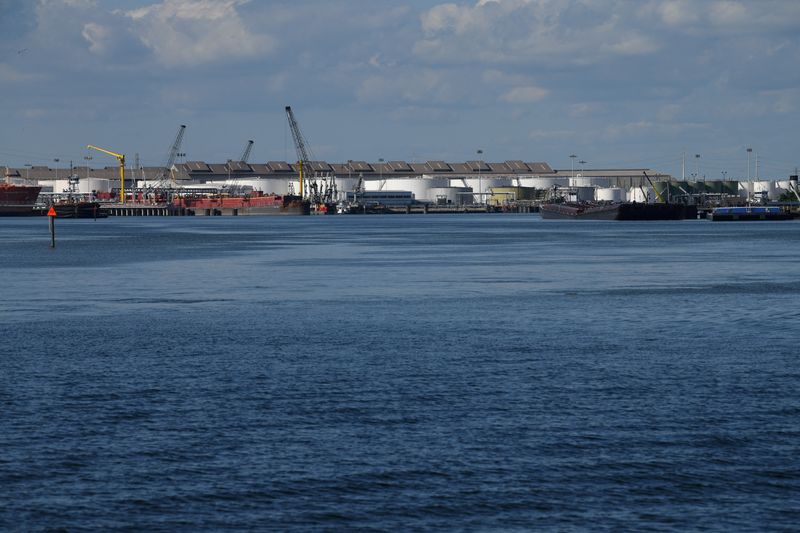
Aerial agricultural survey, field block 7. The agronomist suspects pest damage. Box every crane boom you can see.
[87,144,125,203]
[240,140,254,163]
[164,125,186,174]
[285,106,311,197]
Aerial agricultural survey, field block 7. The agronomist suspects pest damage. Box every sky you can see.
[1,0,798,179]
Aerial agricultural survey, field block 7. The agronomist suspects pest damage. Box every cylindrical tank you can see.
[381,177,449,202]
[429,187,472,205]
[570,175,611,188]
[628,186,654,203]
[56,178,110,193]
[235,178,289,195]
[753,180,779,200]
[595,187,624,202]
[461,177,512,201]
[738,181,753,198]
[521,177,569,189]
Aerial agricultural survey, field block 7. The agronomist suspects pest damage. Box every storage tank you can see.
[753,180,779,200]
[462,177,512,201]
[55,178,110,194]
[522,177,569,189]
[382,177,449,202]
[738,181,753,198]
[628,186,654,203]
[235,178,289,195]
[570,175,611,188]
[595,187,624,202]
[429,187,472,205]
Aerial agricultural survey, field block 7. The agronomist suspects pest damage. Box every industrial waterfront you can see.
[4,117,798,219]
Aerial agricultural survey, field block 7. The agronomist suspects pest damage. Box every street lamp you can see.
[477,149,483,204]
[579,159,586,176]
[746,147,752,181]
[84,155,92,180]
[570,154,577,179]
[694,154,701,182]
[54,158,59,182]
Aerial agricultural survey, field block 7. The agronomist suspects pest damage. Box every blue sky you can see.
[1,0,798,179]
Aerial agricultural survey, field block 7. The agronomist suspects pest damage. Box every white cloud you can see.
[357,69,463,105]
[415,0,661,66]
[81,23,111,55]
[124,0,275,66]
[656,0,699,26]
[500,85,548,103]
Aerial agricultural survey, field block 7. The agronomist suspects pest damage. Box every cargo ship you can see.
[540,202,694,220]
[174,193,310,216]
[0,183,42,216]
[709,206,793,221]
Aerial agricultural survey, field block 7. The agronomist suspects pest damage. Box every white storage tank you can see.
[753,180,778,200]
[595,187,624,202]
[234,178,289,195]
[569,175,611,188]
[462,177,512,202]
[628,186,654,203]
[381,177,449,202]
[522,177,569,189]
[429,187,472,205]
[738,181,754,198]
[55,177,110,194]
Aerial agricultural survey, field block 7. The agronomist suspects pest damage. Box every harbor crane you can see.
[239,140,254,163]
[285,106,311,197]
[86,144,125,203]
[149,125,186,197]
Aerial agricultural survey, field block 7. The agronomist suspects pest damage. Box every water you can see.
[2,215,799,531]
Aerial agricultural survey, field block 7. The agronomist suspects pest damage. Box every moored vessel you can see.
[175,193,310,216]
[0,183,42,216]
[540,202,620,220]
[709,206,793,221]
[48,200,108,219]
[540,202,694,220]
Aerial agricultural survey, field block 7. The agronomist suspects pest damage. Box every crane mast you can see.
[158,124,186,188]
[87,144,125,203]
[240,140,254,163]
[285,106,311,197]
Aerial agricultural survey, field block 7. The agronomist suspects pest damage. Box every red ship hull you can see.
[174,194,310,216]
[0,183,42,216]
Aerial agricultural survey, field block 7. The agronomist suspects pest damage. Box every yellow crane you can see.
[87,145,125,203]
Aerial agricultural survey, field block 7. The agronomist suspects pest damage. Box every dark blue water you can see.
[2,215,799,531]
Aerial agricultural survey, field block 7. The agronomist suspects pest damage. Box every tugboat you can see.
[47,174,108,218]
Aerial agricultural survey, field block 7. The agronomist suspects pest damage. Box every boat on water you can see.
[709,206,793,221]
[174,193,311,216]
[47,200,108,219]
[540,202,694,220]
[0,183,42,216]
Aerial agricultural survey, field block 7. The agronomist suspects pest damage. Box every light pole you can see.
[24,163,31,181]
[695,154,700,182]
[477,149,483,204]
[84,155,92,180]
[54,158,59,182]
[570,154,577,179]
[579,159,586,176]
[746,147,752,181]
